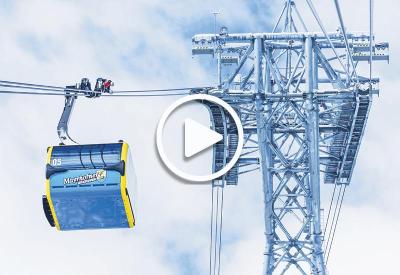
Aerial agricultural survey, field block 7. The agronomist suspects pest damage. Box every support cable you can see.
[0,79,207,93]
[0,90,189,97]
[209,186,215,275]
[323,184,342,254]
[213,187,220,275]
[0,90,81,96]
[0,80,80,93]
[0,82,189,96]
[0,83,69,94]
[217,189,224,275]
[325,185,347,264]
[0,79,211,94]
[323,184,337,237]
[105,93,189,97]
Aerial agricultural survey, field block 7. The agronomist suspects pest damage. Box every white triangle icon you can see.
[184,118,223,158]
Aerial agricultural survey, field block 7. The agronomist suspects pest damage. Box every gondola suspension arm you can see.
[57,85,78,145]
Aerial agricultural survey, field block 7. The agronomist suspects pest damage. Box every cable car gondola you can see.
[42,79,136,231]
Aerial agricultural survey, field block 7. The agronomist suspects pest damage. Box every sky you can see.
[0,0,398,275]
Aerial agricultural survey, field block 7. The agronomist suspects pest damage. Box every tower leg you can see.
[254,37,275,275]
[305,36,326,275]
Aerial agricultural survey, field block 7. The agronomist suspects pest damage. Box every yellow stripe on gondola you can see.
[121,142,135,228]
[46,146,61,230]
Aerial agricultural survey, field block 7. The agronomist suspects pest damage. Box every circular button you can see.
[156,94,244,182]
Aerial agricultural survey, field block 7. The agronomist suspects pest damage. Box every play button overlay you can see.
[156,94,244,182]
[184,118,223,158]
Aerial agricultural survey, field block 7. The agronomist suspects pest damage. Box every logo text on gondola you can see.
[63,170,107,185]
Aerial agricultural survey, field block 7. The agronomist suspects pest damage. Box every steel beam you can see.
[305,37,326,275]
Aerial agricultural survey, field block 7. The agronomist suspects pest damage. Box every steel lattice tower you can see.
[192,0,389,274]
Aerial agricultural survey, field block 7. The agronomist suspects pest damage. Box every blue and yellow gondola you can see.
[42,141,136,231]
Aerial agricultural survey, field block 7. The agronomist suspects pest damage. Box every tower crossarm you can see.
[192,32,372,43]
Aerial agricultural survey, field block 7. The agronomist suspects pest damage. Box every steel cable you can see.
[0,79,211,94]
[325,185,347,264]
[323,184,338,237]
[323,184,343,254]
[0,90,189,97]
